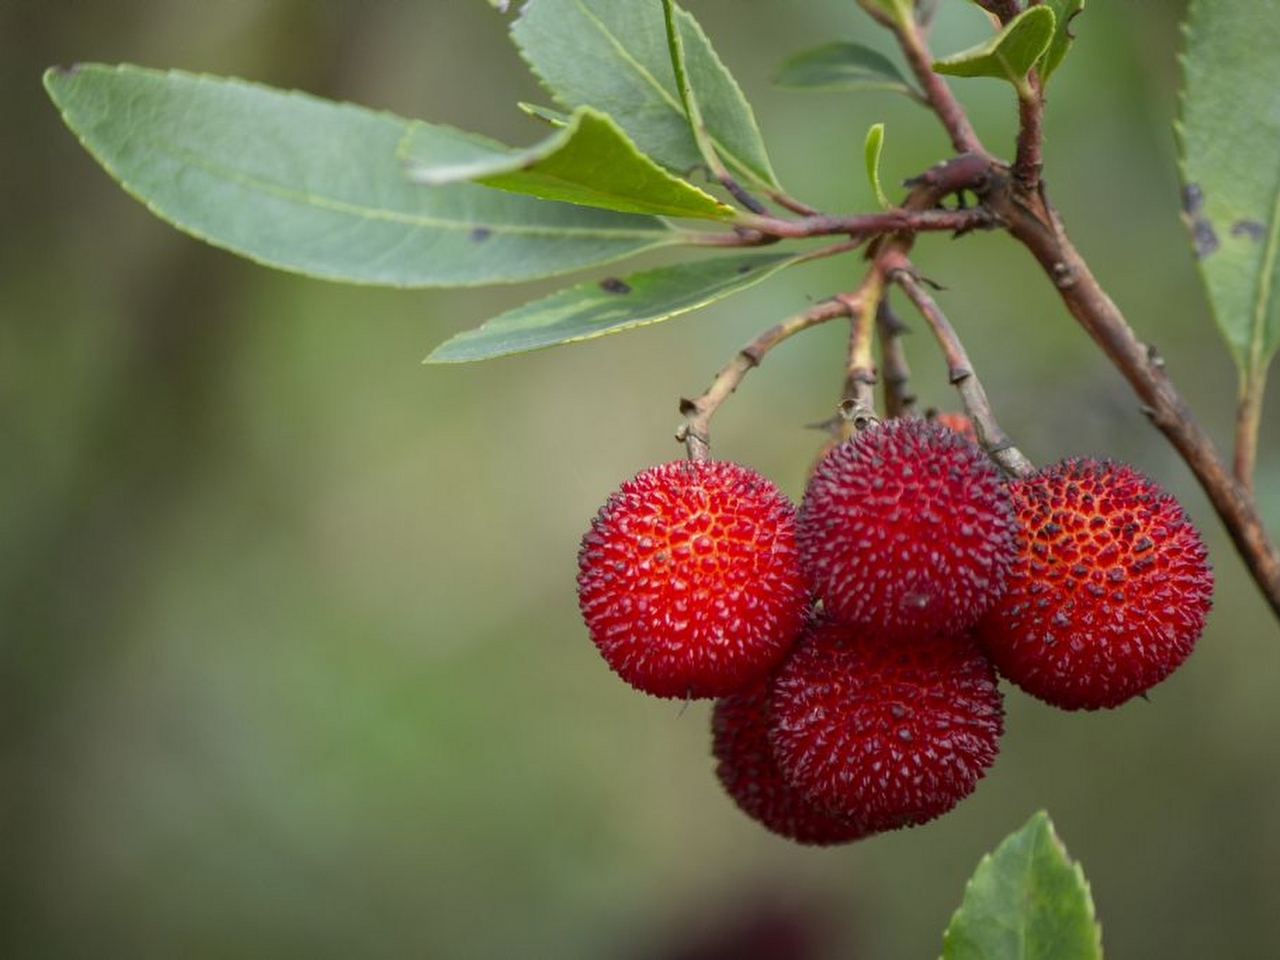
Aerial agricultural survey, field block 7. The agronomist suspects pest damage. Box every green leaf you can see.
[427,251,799,362]
[774,42,918,98]
[933,6,1055,95]
[517,102,568,127]
[43,64,675,287]
[1036,0,1085,84]
[511,0,779,190]
[1177,0,1280,396]
[941,811,1102,960]
[864,123,891,209]
[402,106,737,221]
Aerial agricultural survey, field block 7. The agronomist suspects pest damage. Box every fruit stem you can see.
[876,301,918,419]
[837,270,888,437]
[677,299,851,460]
[887,256,1036,478]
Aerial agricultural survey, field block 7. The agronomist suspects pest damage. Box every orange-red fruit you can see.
[768,619,1004,832]
[931,410,979,444]
[713,683,870,846]
[797,418,1017,640]
[577,460,810,699]
[976,458,1213,710]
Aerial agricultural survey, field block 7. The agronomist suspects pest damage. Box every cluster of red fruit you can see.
[577,418,1213,845]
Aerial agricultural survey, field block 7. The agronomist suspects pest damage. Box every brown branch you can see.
[979,164,1280,618]
[737,205,1001,241]
[891,16,989,157]
[973,0,1022,24]
[877,301,918,418]
[1013,72,1045,193]
[886,252,1035,477]
[676,299,851,460]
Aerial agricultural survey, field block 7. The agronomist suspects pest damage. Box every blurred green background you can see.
[4,1,1279,957]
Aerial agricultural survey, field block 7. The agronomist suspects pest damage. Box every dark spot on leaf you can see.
[736,263,754,275]
[1181,183,1205,216]
[1231,219,1266,242]
[469,226,492,242]
[600,277,631,294]
[1181,187,1218,259]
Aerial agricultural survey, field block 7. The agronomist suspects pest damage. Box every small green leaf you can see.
[511,0,779,190]
[43,64,675,287]
[1037,0,1085,84]
[517,102,568,127]
[941,811,1102,960]
[402,107,737,221]
[864,123,891,209]
[1178,0,1280,404]
[933,6,1055,96]
[774,42,919,99]
[427,251,800,362]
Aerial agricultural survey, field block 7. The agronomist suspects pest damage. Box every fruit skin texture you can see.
[976,458,1213,710]
[768,619,1004,833]
[713,682,870,846]
[577,460,810,699]
[797,418,1018,640]
[931,410,978,444]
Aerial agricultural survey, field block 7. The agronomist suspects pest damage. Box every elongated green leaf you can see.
[941,811,1102,960]
[864,123,891,209]
[43,64,675,287]
[402,107,736,221]
[933,6,1055,95]
[1037,0,1085,84]
[428,252,799,362]
[775,42,918,98]
[1178,0,1280,395]
[511,0,779,190]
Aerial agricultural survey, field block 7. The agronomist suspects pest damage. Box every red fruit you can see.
[768,619,1004,832]
[797,418,1017,639]
[931,410,978,444]
[976,458,1213,710]
[713,683,870,846]
[577,460,810,699]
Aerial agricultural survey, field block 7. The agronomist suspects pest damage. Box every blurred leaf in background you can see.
[3,2,1279,959]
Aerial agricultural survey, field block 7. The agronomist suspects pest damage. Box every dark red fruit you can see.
[976,458,1213,710]
[768,619,1004,833]
[797,418,1017,639]
[577,460,810,699]
[713,683,870,846]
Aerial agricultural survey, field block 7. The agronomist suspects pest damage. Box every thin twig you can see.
[676,299,851,460]
[877,301,918,418]
[737,205,1001,241]
[837,270,889,432]
[891,17,988,156]
[1013,71,1045,192]
[887,253,1036,478]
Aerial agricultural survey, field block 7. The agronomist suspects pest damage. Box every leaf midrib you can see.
[1249,166,1280,374]
[570,0,764,185]
[148,130,672,240]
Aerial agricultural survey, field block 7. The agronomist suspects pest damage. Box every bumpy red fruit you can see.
[713,683,870,846]
[577,460,810,699]
[975,458,1213,710]
[768,619,1004,832]
[798,418,1017,639]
